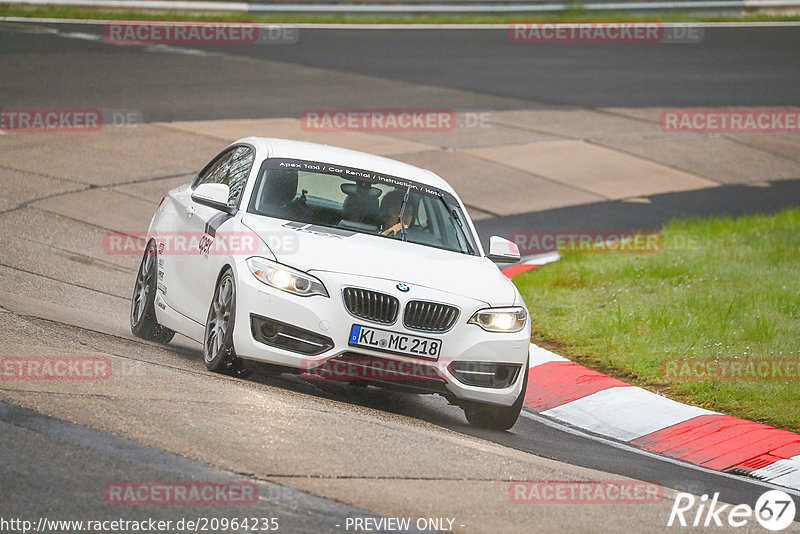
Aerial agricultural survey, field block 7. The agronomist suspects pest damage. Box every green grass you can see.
[2,4,800,23]
[514,208,800,432]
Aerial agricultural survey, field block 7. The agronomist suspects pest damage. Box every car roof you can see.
[234,137,456,194]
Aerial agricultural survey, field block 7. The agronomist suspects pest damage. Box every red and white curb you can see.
[500,252,560,279]
[504,258,800,491]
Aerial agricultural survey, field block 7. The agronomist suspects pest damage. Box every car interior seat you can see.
[341,182,381,226]
[259,169,299,217]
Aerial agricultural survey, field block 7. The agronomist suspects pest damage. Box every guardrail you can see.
[3,0,800,13]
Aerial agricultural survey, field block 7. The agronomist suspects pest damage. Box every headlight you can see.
[246,257,328,297]
[468,307,527,332]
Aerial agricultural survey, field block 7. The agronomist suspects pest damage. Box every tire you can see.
[203,268,241,374]
[463,360,529,431]
[130,241,175,344]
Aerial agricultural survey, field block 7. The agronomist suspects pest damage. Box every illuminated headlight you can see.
[246,257,328,297]
[468,307,527,332]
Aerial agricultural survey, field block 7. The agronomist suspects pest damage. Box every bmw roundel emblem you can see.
[397,283,410,292]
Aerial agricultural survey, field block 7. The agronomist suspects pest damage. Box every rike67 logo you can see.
[668,490,796,531]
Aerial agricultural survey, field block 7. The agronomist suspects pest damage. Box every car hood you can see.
[241,214,516,306]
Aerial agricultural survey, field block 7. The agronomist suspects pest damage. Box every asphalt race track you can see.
[1,23,799,119]
[1,20,799,533]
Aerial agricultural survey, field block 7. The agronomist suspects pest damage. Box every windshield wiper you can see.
[436,194,475,255]
[397,184,411,242]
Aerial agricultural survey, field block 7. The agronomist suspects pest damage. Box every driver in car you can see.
[380,190,417,237]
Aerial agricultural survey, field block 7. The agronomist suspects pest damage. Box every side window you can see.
[194,146,254,206]
[194,152,229,188]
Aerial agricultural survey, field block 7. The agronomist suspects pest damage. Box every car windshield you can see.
[247,158,478,255]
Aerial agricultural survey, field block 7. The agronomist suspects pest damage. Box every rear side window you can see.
[194,146,254,206]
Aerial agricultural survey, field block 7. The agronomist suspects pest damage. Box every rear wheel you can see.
[203,269,248,376]
[130,241,174,343]
[463,360,528,431]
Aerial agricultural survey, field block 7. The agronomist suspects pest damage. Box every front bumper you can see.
[232,267,530,407]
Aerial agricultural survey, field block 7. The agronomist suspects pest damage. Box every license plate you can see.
[348,324,441,360]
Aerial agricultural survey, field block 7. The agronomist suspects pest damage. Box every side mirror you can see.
[486,236,521,264]
[191,183,235,215]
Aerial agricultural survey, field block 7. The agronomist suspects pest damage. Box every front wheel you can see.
[462,360,529,431]
[130,241,174,344]
[203,269,246,376]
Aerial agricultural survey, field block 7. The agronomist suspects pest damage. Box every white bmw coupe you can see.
[131,138,530,429]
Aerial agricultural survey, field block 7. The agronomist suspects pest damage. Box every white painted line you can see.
[541,386,716,442]
[520,409,800,497]
[529,342,569,368]
[59,31,101,40]
[1,0,251,10]
[5,0,800,13]
[4,17,800,28]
